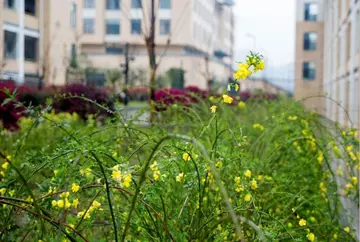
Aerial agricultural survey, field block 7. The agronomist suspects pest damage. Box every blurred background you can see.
[0,0,359,129]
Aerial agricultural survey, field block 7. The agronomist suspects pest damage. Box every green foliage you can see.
[105,69,123,89]
[0,97,358,242]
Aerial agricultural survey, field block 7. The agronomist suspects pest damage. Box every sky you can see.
[234,0,296,68]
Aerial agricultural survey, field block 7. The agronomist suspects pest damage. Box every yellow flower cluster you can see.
[112,165,132,187]
[234,63,252,80]
[176,172,184,183]
[51,192,78,209]
[288,115,298,121]
[222,95,233,104]
[317,151,324,165]
[80,168,92,177]
[253,123,265,132]
[238,101,246,108]
[77,200,102,220]
[0,155,10,179]
[150,162,161,181]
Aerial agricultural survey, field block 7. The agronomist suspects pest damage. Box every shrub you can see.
[53,84,113,120]
[127,86,149,101]
[0,81,24,130]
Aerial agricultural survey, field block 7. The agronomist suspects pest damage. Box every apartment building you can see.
[0,0,80,85]
[323,0,360,128]
[294,0,325,113]
[294,0,360,129]
[1,0,234,88]
[80,0,235,89]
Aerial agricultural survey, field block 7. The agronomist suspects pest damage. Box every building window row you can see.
[84,0,170,10]
[83,19,170,35]
[3,30,38,62]
[5,0,36,15]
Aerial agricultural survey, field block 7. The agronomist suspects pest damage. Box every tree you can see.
[105,69,123,90]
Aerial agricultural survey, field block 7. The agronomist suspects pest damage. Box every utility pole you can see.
[124,42,129,106]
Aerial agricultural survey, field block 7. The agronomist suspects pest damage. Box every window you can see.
[106,0,120,10]
[5,0,15,9]
[303,32,317,50]
[3,31,17,59]
[131,19,141,35]
[71,3,77,28]
[70,44,78,68]
[106,47,123,54]
[160,19,170,35]
[159,0,170,9]
[24,36,38,61]
[106,19,120,34]
[84,0,95,8]
[25,0,36,15]
[303,62,316,80]
[304,3,318,21]
[83,18,95,33]
[131,0,142,8]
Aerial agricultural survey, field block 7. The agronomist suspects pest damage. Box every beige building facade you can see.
[295,0,360,129]
[0,0,80,85]
[1,0,235,89]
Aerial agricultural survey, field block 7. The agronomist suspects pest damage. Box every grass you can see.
[0,96,358,242]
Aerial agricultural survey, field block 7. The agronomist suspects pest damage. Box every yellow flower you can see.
[244,193,251,202]
[299,219,307,226]
[53,170,59,176]
[254,60,265,72]
[80,168,92,177]
[234,63,252,80]
[235,83,239,92]
[234,176,241,184]
[333,233,338,239]
[210,105,217,113]
[307,232,315,241]
[60,192,70,198]
[6,155,11,160]
[57,200,65,208]
[346,183,353,190]
[153,171,161,181]
[257,175,263,181]
[64,199,71,209]
[244,169,252,178]
[250,179,258,190]
[71,183,80,193]
[92,200,101,209]
[176,172,184,183]
[344,227,350,233]
[0,188,6,195]
[72,198,79,208]
[235,185,245,192]
[253,123,265,132]
[2,162,9,170]
[112,151,118,157]
[51,200,57,207]
[222,94,233,104]
[288,116,298,121]
[122,173,132,188]
[112,166,122,183]
[182,153,191,161]
[238,101,246,108]
[346,145,353,152]
[215,161,223,168]
[351,176,358,185]
[319,182,327,193]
